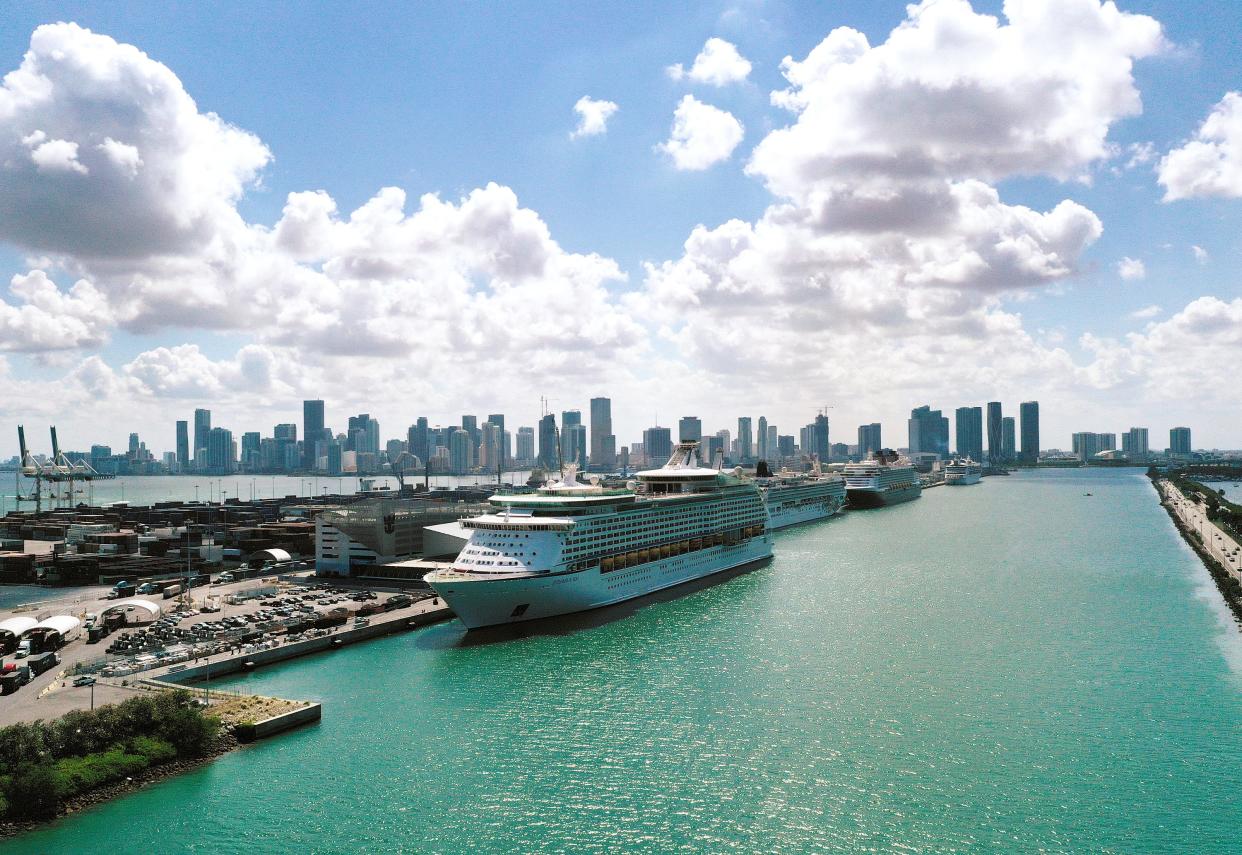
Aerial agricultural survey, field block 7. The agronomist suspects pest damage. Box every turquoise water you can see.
[7,469,1242,853]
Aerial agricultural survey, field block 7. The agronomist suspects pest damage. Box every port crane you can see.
[13,425,115,512]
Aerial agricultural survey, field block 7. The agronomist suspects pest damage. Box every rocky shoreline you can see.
[0,732,240,840]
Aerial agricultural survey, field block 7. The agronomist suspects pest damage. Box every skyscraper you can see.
[857,423,882,459]
[757,416,769,460]
[175,420,189,472]
[193,408,211,465]
[812,413,830,462]
[643,426,673,463]
[1018,401,1040,464]
[206,427,234,475]
[538,413,558,470]
[679,416,702,444]
[450,428,473,474]
[302,400,324,470]
[487,414,505,466]
[738,417,753,460]
[516,427,535,465]
[1001,417,1016,461]
[241,432,261,470]
[986,401,1003,464]
[589,397,615,470]
[954,406,984,462]
[407,418,430,465]
[908,405,949,457]
[1170,426,1192,454]
[767,425,778,460]
[1121,427,1150,458]
[480,422,502,472]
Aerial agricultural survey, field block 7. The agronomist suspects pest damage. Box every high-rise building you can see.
[450,428,473,474]
[1170,426,1192,455]
[461,415,480,453]
[643,426,673,464]
[679,416,702,444]
[715,430,731,462]
[538,413,558,470]
[241,432,261,470]
[1019,401,1040,464]
[757,417,769,460]
[560,411,583,468]
[193,408,211,464]
[408,418,430,465]
[778,435,795,459]
[128,433,140,456]
[954,406,984,462]
[175,420,189,473]
[857,423,882,460]
[812,413,830,463]
[302,400,324,470]
[1121,427,1150,458]
[206,427,234,475]
[986,401,1003,464]
[737,417,753,461]
[516,427,535,465]
[1001,417,1016,461]
[564,423,587,468]
[480,422,503,472]
[767,425,778,460]
[347,414,380,454]
[1072,432,1103,461]
[327,441,343,476]
[487,414,505,466]
[589,397,615,470]
[908,405,949,457]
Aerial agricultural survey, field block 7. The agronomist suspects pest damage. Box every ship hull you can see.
[846,483,922,509]
[766,498,845,530]
[945,472,981,486]
[429,536,773,630]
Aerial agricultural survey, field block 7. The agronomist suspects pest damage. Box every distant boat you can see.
[1084,492,1093,496]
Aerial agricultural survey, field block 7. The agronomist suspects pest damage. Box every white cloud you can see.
[667,37,752,86]
[570,96,619,139]
[0,270,112,351]
[1192,245,1209,264]
[1158,92,1242,200]
[0,22,270,258]
[657,95,744,170]
[750,0,1164,200]
[1117,257,1146,280]
[1128,304,1161,320]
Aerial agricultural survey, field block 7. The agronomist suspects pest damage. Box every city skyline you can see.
[1,2,1241,456]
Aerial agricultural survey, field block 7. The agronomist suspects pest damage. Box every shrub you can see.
[3,763,62,821]
[127,736,177,764]
[53,750,150,800]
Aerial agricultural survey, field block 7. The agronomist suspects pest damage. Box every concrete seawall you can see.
[234,703,322,743]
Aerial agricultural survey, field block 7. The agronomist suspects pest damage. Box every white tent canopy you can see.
[34,615,81,636]
[0,616,37,636]
[250,548,292,564]
[101,598,162,622]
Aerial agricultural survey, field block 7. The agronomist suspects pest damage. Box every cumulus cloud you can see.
[1158,92,1242,200]
[667,38,752,86]
[0,22,270,258]
[1192,245,1209,264]
[657,95,744,170]
[750,0,1163,199]
[570,96,618,139]
[1117,257,1146,280]
[0,270,112,351]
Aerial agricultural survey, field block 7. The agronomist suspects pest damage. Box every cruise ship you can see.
[757,461,846,529]
[943,458,982,486]
[425,442,773,629]
[843,451,922,508]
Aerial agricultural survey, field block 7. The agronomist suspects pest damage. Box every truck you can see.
[17,628,61,657]
[0,630,17,655]
[161,584,183,599]
[109,579,137,599]
[137,579,186,596]
[0,663,31,694]
[87,612,126,644]
[26,651,60,677]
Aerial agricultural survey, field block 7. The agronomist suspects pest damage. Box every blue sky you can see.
[1,0,1241,456]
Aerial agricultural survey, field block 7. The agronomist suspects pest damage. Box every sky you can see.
[1,0,1241,458]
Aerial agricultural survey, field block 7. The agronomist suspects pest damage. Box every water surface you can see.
[6,469,1241,853]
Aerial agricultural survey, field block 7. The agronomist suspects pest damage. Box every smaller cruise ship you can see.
[756,460,846,529]
[843,451,922,508]
[944,458,982,486]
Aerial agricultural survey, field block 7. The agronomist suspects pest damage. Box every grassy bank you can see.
[0,690,220,824]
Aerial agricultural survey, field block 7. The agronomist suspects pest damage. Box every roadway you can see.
[1160,481,1242,583]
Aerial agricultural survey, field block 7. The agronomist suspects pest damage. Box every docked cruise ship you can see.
[843,451,922,508]
[757,461,846,529]
[425,442,773,629]
[944,458,982,486]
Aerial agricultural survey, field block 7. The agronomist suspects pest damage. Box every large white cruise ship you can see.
[843,451,922,508]
[757,460,846,529]
[944,458,982,486]
[425,442,773,629]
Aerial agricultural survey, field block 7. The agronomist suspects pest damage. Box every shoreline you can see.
[1153,479,1242,625]
[0,731,240,840]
